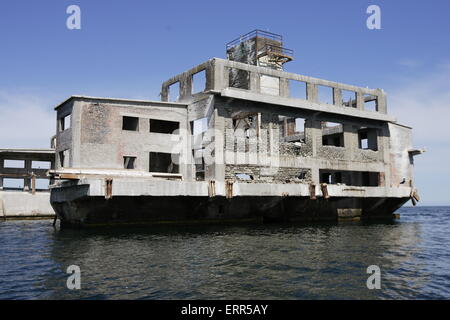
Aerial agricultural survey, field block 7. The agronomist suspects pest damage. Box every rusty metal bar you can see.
[226,180,234,199]
[309,184,316,200]
[105,179,113,200]
[320,183,329,199]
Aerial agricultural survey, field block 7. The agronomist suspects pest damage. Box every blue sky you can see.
[0,0,449,204]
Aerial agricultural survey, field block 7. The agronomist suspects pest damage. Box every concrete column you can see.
[213,59,228,91]
[0,158,3,190]
[344,124,357,160]
[333,88,342,106]
[356,91,364,111]
[377,91,387,114]
[249,72,260,93]
[306,83,318,103]
[180,75,193,100]
[279,78,290,98]
[213,109,225,183]
[161,85,169,102]
[309,118,322,158]
[23,159,32,191]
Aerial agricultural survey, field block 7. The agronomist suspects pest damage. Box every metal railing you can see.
[258,44,294,58]
[226,29,283,50]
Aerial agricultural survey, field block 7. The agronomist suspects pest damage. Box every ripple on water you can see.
[0,207,450,299]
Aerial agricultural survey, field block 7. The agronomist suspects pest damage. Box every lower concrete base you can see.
[0,191,55,218]
[51,195,409,228]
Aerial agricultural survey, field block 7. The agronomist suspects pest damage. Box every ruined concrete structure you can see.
[49,30,423,227]
[0,148,55,218]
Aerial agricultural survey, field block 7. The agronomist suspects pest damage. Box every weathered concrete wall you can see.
[389,123,414,187]
[211,96,387,186]
[54,97,193,180]
[0,191,55,217]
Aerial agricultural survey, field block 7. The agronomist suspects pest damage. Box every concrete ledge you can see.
[52,178,411,200]
[0,191,55,217]
[221,88,396,122]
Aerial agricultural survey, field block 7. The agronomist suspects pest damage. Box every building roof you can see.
[0,148,55,154]
[54,95,188,110]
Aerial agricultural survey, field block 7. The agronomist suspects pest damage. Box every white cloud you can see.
[0,90,56,148]
[388,64,450,204]
[389,64,450,145]
[397,58,422,68]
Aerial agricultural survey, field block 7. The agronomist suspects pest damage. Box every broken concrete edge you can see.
[54,95,188,111]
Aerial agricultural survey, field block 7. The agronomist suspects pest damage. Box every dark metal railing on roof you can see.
[259,44,294,58]
[226,29,283,50]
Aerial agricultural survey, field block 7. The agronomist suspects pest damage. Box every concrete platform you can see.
[0,191,55,219]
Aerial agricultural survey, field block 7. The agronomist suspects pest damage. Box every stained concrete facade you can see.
[49,31,422,226]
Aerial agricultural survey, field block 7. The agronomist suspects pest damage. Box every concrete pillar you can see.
[279,78,290,98]
[377,91,387,114]
[306,83,318,103]
[213,109,225,183]
[23,159,31,191]
[213,59,228,91]
[344,124,357,160]
[333,88,342,106]
[180,75,193,100]
[249,72,260,93]
[161,85,169,102]
[356,91,364,111]
[0,158,3,190]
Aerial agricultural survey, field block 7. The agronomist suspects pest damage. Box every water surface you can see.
[0,207,449,299]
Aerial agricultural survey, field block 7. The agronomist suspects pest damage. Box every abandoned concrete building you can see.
[47,30,423,227]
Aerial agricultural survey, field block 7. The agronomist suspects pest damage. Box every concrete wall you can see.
[54,98,192,180]
[158,58,413,191]
[0,191,55,217]
[388,123,414,187]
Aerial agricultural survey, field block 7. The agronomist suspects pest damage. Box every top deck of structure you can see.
[54,95,188,110]
[0,149,55,161]
[161,58,396,123]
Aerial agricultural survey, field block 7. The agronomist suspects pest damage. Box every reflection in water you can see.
[1,207,449,299]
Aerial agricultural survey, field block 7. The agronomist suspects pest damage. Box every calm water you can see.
[0,206,449,300]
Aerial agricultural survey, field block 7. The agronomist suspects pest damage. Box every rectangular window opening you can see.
[318,85,334,105]
[193,149,205,181]
[192,117,208,135]
[35,179,49,190]
[4,160,25,168]
[358,128,378,151]
[149,152,179,174]
[342,90,357,108]
[364,94,378,112]
[122,116,139,131]
[235,173,254,181]
[289,80,307,100]
[32,161,51,169]
[229,68,250,90]
[59,114,71,132]
[319,170,380,186]
[3,178,24,190]
[150,119,180,134]
[321,121,344,147]
[193,70,206,94]
[59,150,70,168]
[280,116,306,143]
[123,156,136,170]
[168,82,180,102]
